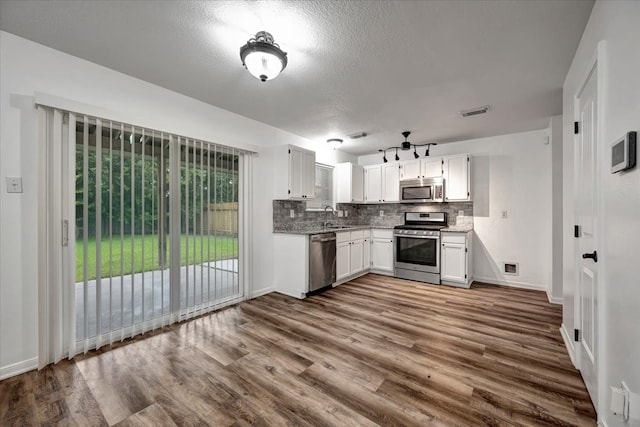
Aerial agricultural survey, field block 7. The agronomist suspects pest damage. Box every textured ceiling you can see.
[0,0,594,155]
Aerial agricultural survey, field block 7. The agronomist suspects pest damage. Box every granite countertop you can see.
[273,224,394,235]
[441,224,474,232]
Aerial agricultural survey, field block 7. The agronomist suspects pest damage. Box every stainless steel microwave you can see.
[399,177,444,203]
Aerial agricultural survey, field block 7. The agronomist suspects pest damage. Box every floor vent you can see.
[503,262,519,276]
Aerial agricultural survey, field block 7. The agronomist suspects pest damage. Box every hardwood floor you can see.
[0,274,596,426]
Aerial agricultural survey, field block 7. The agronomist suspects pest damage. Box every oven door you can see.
[394,234,440,273]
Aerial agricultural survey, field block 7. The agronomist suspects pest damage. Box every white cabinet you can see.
[336,239,351,282]
[335,230,370,284]
[273,234,309,298]
[364,164,400,203]
[334,163,364,203]
[400,158,442,180]
[364,165,382,203]
[422,158,443,178]
[371,229,394,275]
[441,231,473,288]
[363,233,371,270]
[274,145,316,200]
[443,154,470,201]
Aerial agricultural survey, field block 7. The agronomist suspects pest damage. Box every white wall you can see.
[359,129,552,291]
[562,1,640,424]
[0,31,355,378]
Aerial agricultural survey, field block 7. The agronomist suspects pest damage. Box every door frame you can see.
[572,40,607,418]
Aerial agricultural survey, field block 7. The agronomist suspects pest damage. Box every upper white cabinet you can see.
[364,164,400,203]
[274,145,316,200]
[422,158,443,178]
[443,154,471,201]
[400,158,442,180]
[334,163,364,203]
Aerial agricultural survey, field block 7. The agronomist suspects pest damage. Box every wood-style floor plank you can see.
[0,274,596,426]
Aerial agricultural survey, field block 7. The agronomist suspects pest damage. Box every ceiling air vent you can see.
[348,131,369,139]
[460,105,490,118]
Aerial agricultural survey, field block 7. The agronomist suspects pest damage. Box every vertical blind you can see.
[37,106,250,365]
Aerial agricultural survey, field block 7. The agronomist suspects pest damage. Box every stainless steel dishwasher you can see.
[309,232,336,293]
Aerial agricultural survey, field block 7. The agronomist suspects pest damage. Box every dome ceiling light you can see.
[327,138,343,149]
[240,31,288,82]
[378,131,438,163]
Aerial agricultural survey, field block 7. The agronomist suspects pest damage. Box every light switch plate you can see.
[379,210,384,217]
[289,209,295,218]
[6,177,23,193]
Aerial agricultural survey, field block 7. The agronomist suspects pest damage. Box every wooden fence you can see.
[205,202,238,235]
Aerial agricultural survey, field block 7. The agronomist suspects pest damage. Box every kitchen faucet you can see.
[323,205,336,228]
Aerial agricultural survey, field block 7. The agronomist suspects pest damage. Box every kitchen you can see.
[2,1,639,425]
[273,145,475,298]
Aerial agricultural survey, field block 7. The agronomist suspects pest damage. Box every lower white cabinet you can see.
[371,228,394,275]
[441,231,473,288]
[336,230,370,284]
[273,234,309,298]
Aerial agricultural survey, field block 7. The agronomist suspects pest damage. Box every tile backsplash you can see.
[273,200,473,231]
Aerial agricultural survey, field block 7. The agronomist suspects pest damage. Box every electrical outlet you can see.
[5,177,23,193]
[344,211,349,217]
[337,210,344,218]
[501,210,508,219]
[379,210,384,217]
[289,209,295,218]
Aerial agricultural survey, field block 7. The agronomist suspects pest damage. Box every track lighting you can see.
[380,131,438,163]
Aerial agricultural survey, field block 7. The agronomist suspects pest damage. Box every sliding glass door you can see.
[72,115,242,350]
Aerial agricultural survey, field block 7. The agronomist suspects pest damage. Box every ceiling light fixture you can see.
[240,31,288,82]
[326,138,343,149]
[380,131,437,162]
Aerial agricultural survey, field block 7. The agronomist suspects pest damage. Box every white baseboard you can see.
[250,287,274,299]
[546,289,563,305]
[473,275,546,291]
[274,289,305,299]
[0,357,38,380]
[560,323,577,368]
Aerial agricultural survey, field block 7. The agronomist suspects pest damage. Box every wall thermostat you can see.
[610,131,636,173]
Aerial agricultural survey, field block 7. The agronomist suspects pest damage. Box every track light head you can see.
[395,148,400,161]
[413,147,419,159]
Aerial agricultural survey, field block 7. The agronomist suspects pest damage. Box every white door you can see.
[422,158,442,178]
[575,64,599,408]
[350,239,364,274]
[363,238,371,269]
[288,148,303,198]
[336,241,351,281]
[302,150,316,198]
[382,163,400,202]
[443,155,469,201]
[364,165,382,203]
[441,243,466,282]
[400,160,421,179]
[372,239,394,272]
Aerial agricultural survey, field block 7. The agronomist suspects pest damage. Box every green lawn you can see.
[76,234,238,281]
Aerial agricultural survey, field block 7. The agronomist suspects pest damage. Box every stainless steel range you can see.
[393,212,447,284]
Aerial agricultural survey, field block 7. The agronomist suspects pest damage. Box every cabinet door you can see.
[443,154,470,201]
[351,164,364,202]
[288,148,303,198]
[382,163,400,202]
[422,158,442,178]
[372,238,394,272]
[363,238,371,270]
[364,165,382,203]
[441,242,466,282]
[350,239,364,275]
[302,150,316,198]
[336,241,351,281]
[400,160,421,180]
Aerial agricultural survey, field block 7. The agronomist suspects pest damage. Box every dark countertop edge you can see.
[273,225,395,235]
